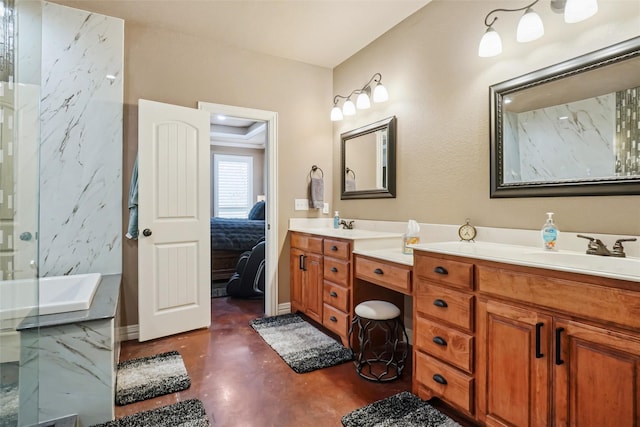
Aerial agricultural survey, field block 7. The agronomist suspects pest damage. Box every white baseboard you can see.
[117,324,139,342]
[278,302,291,315]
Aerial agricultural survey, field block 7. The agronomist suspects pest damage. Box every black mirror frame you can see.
[490,36,640,198]
[341,116,396,200]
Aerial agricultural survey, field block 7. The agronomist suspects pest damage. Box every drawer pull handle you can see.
[374,268,384,275]
[535,322,544,359]
[433,266,448,275]
[432,374,448,385]
[330,267,338,273]
[555,327,565,365]
[432,336,447,346]
[329,291,338,297]
[433,299,448,308]
[299,254,306,271]
[331,245,338,251]
[329,316,337,322]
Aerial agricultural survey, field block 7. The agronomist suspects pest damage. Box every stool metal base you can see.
[348,314,409,382]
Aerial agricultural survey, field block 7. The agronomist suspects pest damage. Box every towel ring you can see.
[310,165,324,179]
[345,168,356,179]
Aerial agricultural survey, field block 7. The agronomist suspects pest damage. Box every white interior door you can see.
[138,99,211,341]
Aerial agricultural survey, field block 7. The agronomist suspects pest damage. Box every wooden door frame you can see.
[198,102,278,316]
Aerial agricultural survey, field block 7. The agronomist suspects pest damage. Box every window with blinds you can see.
[213,154,253,218]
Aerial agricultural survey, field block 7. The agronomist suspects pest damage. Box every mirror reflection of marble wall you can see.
[503,87,639,183]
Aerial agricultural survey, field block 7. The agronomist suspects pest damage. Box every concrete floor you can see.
[116,297,415,427]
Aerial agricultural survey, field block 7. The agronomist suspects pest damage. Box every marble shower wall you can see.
[503,94,616,183]
[39,2,123,276]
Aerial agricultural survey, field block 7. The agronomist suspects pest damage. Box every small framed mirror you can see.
[341,116,396,199]
[490,36,640,197]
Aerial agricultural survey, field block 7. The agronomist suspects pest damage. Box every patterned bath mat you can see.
[115,351,191,406]
[0,384,18,427]
[91,399,209,427]
[249,313,352,373]
[342,391,462,427]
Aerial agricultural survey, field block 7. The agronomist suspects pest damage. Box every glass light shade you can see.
[478,27,502,57]
[330,106,343,121]
[564,0,598,23]
[342,99,356,116]
[373,83,388,103]
[356,92,371,109]
[517,8,544,42]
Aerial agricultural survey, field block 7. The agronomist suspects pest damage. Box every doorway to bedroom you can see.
[198,102,279,317]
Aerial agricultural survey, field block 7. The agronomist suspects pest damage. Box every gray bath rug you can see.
[0,384,18,427]
[211,280,228,298]
[342,391,462,427]
[91,398,210,427]
[115,351,191,406]
[249,313,352,373]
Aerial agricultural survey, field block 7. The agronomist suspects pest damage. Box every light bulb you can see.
[478,26,502,57]
[517,8,544,42]
[330,106,343,121]
[564,0,598,23]
[373,83,388,103]
[342,99,356,116]
[356,92,371,109]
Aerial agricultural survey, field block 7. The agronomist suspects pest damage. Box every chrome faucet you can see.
[339,220,354,230]
[577,234,637,257]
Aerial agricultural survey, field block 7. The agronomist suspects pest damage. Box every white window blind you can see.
[213,154,253,218]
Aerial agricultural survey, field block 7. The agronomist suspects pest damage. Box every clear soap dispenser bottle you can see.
[333,211,340,229]
[541,212,559,251]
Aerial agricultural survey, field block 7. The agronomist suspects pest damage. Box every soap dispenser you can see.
[541,212,559,251]
[333,211,340,229]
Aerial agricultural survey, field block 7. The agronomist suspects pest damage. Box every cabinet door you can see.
[553,319,640,427]
[477,300,551,427]
[290,247,304,313]
[303,252,323,324]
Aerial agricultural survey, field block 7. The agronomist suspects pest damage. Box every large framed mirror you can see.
[490,36,640,198]
[341,116,396,199]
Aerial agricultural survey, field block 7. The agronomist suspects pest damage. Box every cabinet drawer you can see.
[291,233,323,254]
[323,304,349,338]
[355,256,412,295]
[323,281,349,312]
[415,351,474,414]
[324,258,350,286]
[414,254,473,290]
[415,317,473,373]
[323,239,350,260]
[415,281,474,332]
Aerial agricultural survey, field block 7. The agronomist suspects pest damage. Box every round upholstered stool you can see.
[348,300,409,382]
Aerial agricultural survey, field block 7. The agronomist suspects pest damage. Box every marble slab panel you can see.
[39,3,123,276]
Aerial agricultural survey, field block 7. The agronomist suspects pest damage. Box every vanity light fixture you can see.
[478,0,598,58]
[330,72,388,121]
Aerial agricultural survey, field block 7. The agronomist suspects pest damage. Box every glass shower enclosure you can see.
[0,0,41,425]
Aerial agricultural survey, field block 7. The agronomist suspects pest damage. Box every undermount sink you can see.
[412,241,640,282]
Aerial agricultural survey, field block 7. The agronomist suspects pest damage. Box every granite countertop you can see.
[413,241,640,283]
[17,274,121,331]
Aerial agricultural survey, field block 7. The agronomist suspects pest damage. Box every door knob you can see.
[142,229,152,237]
[19,232,32,241]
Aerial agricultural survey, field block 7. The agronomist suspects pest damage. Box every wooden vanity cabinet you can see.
[322,238,352,342]
[476,263,640,427]
[415,250,640,426]
[290,232,353,343]
[290,233,323,324]
[412,251,476,417]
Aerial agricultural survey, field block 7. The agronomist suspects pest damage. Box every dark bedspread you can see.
[210,217,265,251]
